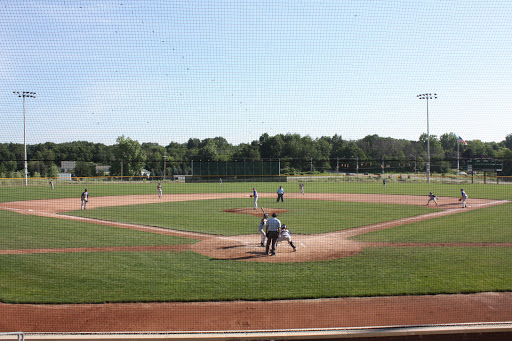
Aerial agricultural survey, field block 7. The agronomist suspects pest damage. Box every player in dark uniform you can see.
[426,192,438,206]
[277,186,284,202]
[265,213,281,256]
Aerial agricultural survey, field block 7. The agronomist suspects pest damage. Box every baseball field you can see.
[0,180,511,332]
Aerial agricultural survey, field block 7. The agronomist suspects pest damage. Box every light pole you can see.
[417,93,437,183]
[13,91,36,186]
[162,155,168,180]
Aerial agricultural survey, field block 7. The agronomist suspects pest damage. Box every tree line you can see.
[1,133,511,178]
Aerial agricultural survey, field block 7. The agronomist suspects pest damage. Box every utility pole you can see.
[417,93,437,183]
[13,91,36,186]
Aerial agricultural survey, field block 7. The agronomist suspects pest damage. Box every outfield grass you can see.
[0,210,195,250]
[1,181,511,203]
[353,203,512,243]
[0,247,510,304]
[65,198,437,235]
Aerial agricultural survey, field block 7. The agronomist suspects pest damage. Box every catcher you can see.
[276,224,297,252]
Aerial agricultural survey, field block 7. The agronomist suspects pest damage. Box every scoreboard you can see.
[468,158,503,172]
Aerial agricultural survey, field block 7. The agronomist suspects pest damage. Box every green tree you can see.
[503,133,512,151]
[463,139,486,159]
[314,137,333,171]
[440,133,458,156]
[142,143,166,176]
[234,143,260,160]
[111,135,147,176]
[74,161,96,177]
[47,163,60,178]
[260,134,285,159]
[94,144,115,164]
[419,134,443,157]
[198,140,219,160]
[358,134,379,159]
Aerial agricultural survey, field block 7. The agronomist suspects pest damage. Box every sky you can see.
[2,0,512,146]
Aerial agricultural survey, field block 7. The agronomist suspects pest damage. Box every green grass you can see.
[353,203,512,243]
[0,210,195,250]
[64,198,436,235]
[0,247,510,304]
[1,181,511,203]
[0,180,510,304]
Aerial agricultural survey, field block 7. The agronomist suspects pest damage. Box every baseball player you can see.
[299,182,304,195]
[252,188,258,210]
[426,192,438,206]
[277,186,284,202]
[49,179,54,190]
[460,189,469,208]
[276,224,297,252]
[265,212,281,256]
[81,189,89,210]
[157,182,162,198]
[258,213,268,247]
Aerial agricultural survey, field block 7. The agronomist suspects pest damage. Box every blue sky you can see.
[2,0,512,146]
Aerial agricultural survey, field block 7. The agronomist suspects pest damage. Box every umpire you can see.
[265,212,281,256]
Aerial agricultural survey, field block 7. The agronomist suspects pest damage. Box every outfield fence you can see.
[1,172,512,187]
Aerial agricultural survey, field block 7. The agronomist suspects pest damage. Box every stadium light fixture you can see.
[13,91,36,186]
[417,93,437,183]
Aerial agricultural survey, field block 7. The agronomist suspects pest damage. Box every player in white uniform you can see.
[81,189,89,210]
[258,214,268,247]
[426,192,438,206]
[157,183,162,198]
[460,189,469,208]
[299,182,304,195]
[276,224,297,252]
[252,188,258,210]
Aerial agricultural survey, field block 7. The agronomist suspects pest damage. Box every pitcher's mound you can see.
[223,208,288,217]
